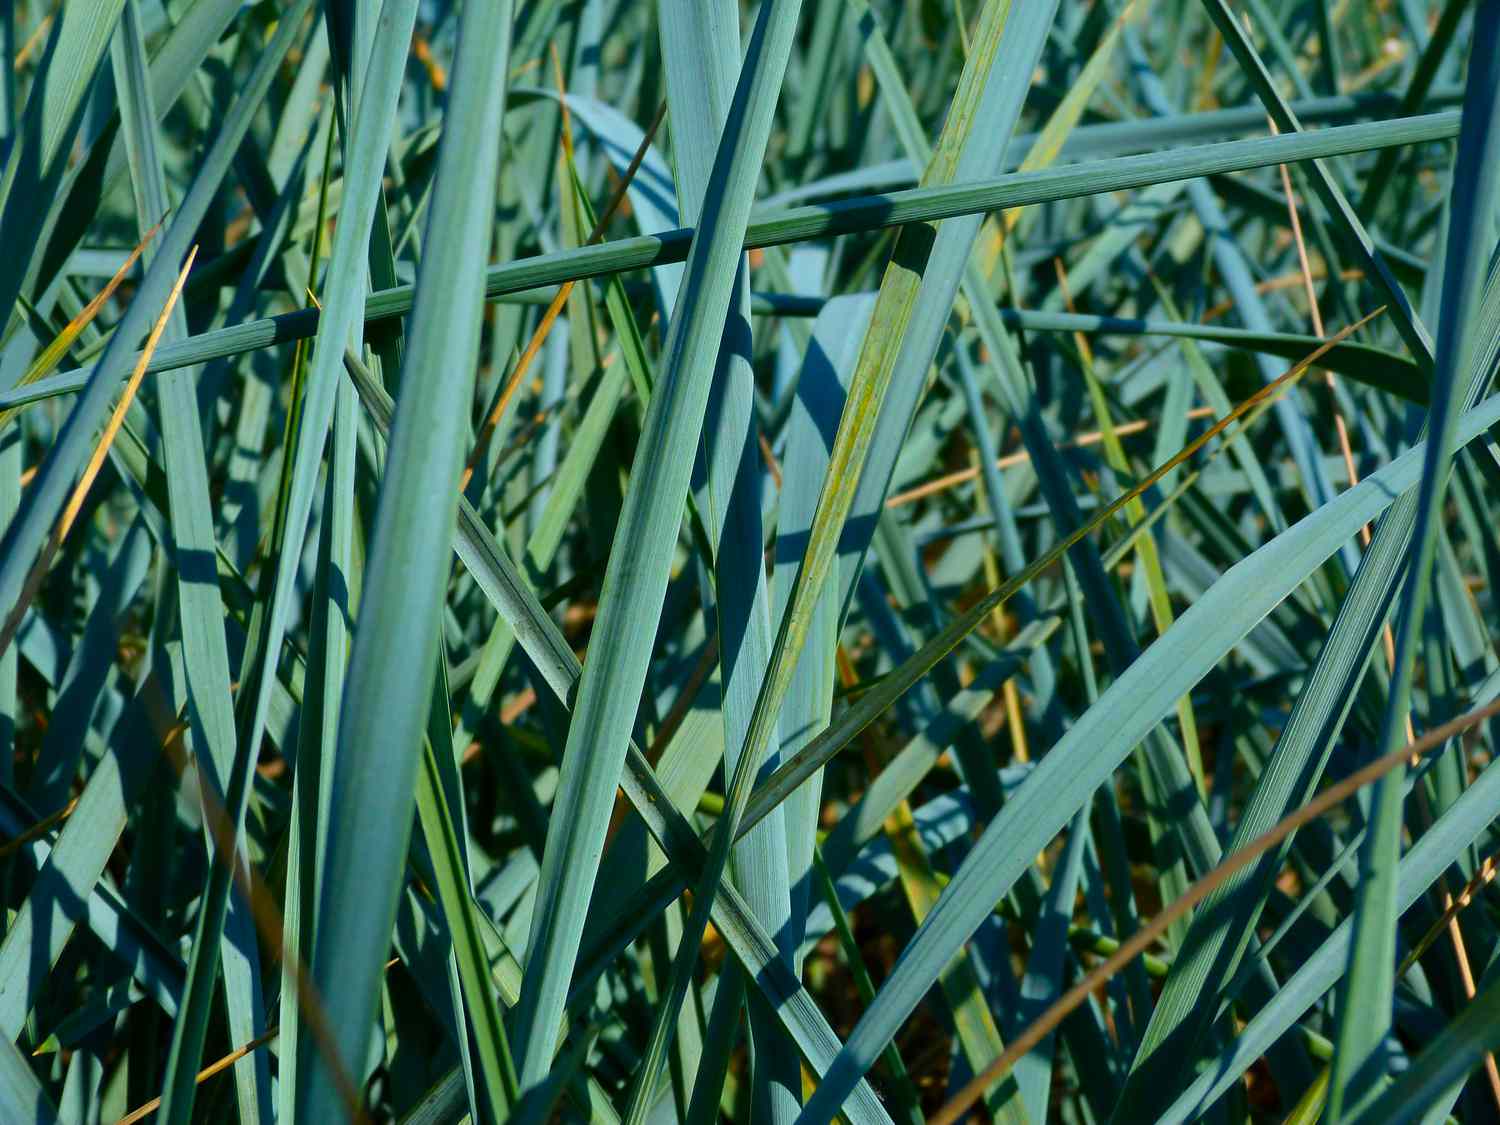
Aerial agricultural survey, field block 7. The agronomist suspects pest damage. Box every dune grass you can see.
[0,1,1497,1123]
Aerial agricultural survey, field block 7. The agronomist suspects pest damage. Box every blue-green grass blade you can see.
[774,294,872,967]
[105,5,270,1119]
[26,0,250,312]
[342,355,894,1125]
[0,1031,53,1125]
[298,2,513,1119]
[1195,0,1436,369]
[1348,968,1500,1125]
[1157,736,1500,1123]
[511,0,804,1098]
[413,685,519,1121]
[782,8,1073,1123]
[0,698,165,1038]
[659,1,798,1119]
[280,369,357,1121]
[235,0,419,878]
[1014,811,1089,1122]
[1328,11,1500,1118]
[1112,136,1500,1125]
[1124,26,1341,529]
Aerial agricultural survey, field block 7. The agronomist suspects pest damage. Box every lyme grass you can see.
[0,3,1497,1124]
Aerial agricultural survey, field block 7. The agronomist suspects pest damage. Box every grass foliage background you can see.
[0,0,1497,1122]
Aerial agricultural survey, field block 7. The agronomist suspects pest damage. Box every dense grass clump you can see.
[0,0,1498,1122]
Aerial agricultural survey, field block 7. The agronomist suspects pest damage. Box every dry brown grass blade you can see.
[1200,267,1364,323]
[13,13,52,72]
[887,406,1217,508]
[1272,119,1366,529]
[0,221,161,432]
[833,312,1385,724]
[0,242,361,1117]
[929,691,1500,1125]
[0,795,79,859]
[1400,853,1500,978]
[1409,849,1500,1107]
[895,305,1382,517]
[0,244,195,662]
[114,1028,280,1125]
[411,30,447,92]
[110,944,413,1124]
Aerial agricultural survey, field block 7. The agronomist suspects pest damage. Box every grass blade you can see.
[510,0,805,1097]
[1328,10,1500,1118]
[297,3,513,1119]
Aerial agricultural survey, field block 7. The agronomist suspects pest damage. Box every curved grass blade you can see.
[796,370,1500,1121]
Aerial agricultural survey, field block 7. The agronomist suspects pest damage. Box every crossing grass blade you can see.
[1157,699,1500,1121]
[510,0,806,1100]
[105,6,271,1118]
[0,0,312,658]
[1349,970,1500,1125]
[800,365,1500,1118]
[1109,199,1500,1125]
[343,340,895,1125]
[933,688,1500,1125]
[234,0,420,875]
[658,2,801,1120]
[1195,0,1437,370]
[4,111,1458,414]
